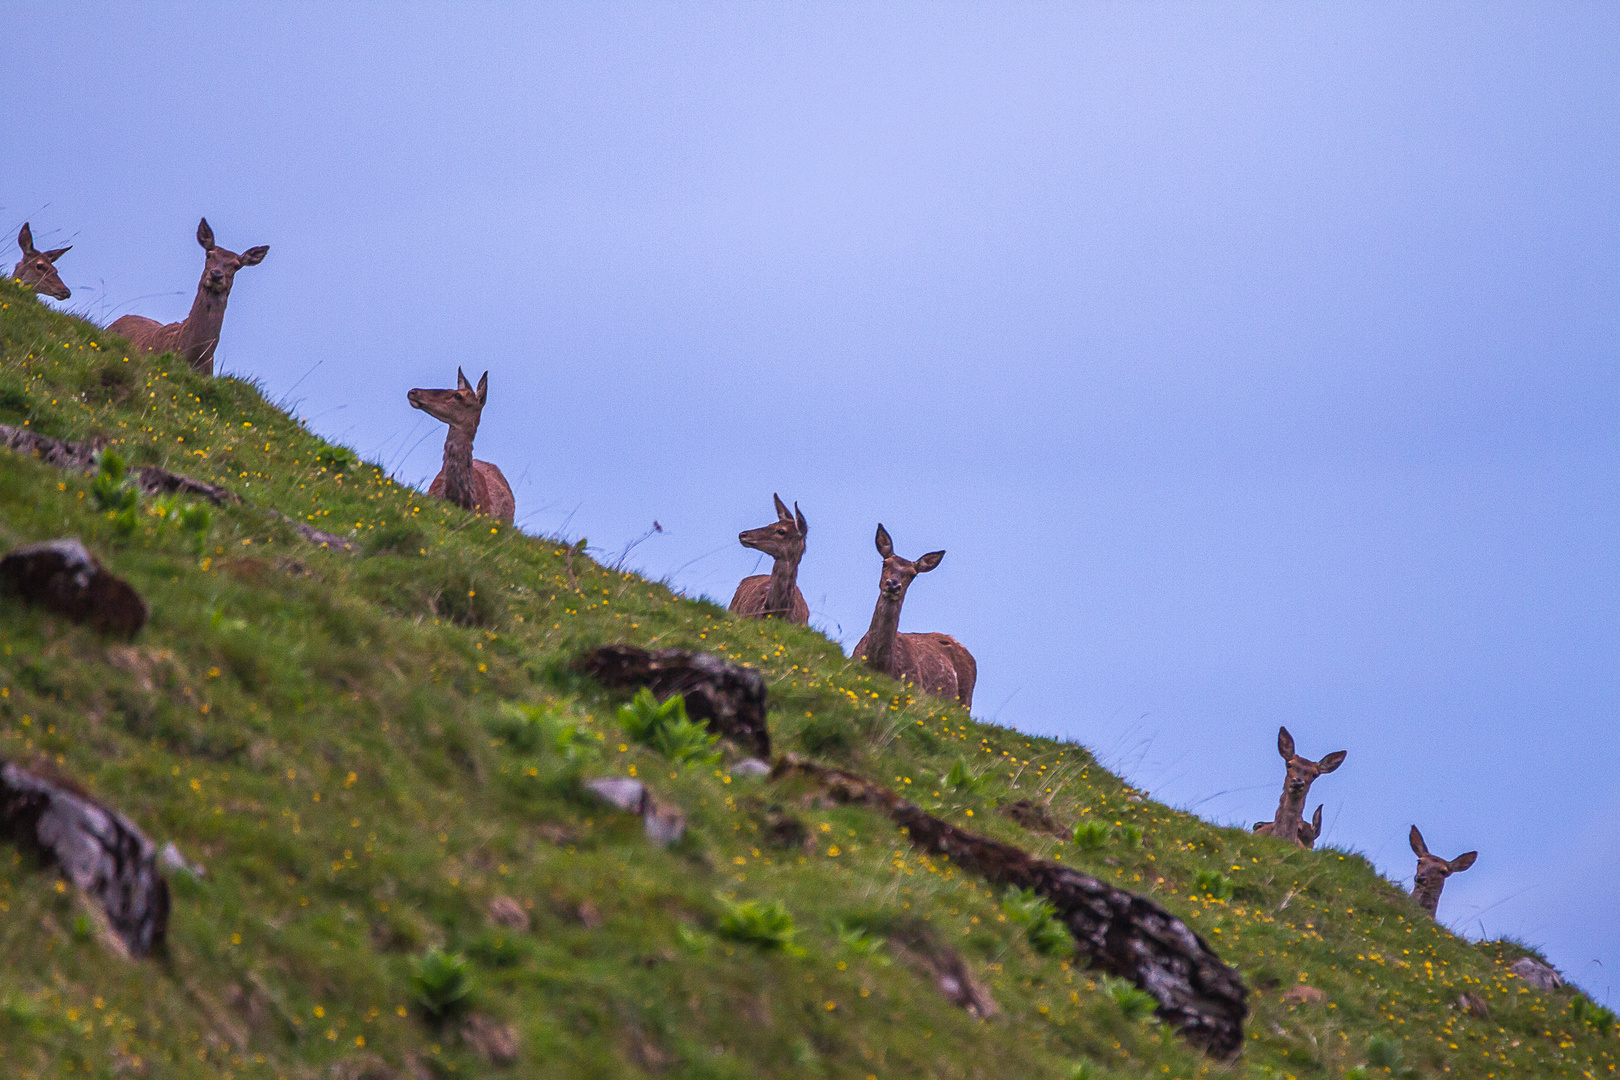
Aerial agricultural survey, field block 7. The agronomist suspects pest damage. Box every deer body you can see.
[109,218,267,376]
[408,368,515,525]
[729,494,809,623]
[1254,727,1345,846]
[852,524,977,709]
[12,224,71,300]
[1409,826,1477,918]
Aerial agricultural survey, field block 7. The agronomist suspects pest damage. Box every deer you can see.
[407,367,515,525]
[12,223,72,300]
[1253,727,1345,846]
[1409,826,1477,919]
[728,494,809,623]
[1254,803,1323,849]
[852,524,977,709]
[109,218,267,376]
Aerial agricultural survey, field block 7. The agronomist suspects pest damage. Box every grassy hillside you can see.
[0,276,1614,1079]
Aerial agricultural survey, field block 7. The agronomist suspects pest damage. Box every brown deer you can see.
[728,494,809,623]
[109,218,267,376]
[1409,826,1477,918]
[1254,803,1323,849]
[12,223,71,300]
[852,524,976,709]
[407,367,515,524]
[1253,727,1345,846]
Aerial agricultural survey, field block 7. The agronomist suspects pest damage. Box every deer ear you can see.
[915,550,945,573]
[197,218,215,250]
[1318,750,1347,773]
[1410,826,1430,858]
[17,223,35,255]
[874,524,893,558]
[475,371,489,405]
[794,503,807,536]
[239,245,268,266]
[1277,727,1295,760]
[773,493,792,521]
[1449,851,1478,874]
[1312,804,1323,830]
[43,246,71,263]
[456,367,472,390]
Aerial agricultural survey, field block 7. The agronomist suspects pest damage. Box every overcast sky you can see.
[8,3,1618,999]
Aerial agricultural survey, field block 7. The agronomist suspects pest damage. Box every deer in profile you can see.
[852,524,977,709]
[1253,727,1345,846]
[12,223,72,300]
[109,218,267,376]
[1409,826,1477,919]
[1254,803,1323,849]
[407,367,515,525]
[728,494,809,623]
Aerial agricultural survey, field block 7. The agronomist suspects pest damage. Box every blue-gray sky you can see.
[8,3,1618,998]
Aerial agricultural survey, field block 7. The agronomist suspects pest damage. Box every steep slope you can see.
[0,278,1614,1079]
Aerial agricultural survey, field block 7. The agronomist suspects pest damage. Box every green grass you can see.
[0,276,1615,1078]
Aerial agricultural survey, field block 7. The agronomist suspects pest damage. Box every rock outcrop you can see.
[576,645,771,759]
[1,538,148,637]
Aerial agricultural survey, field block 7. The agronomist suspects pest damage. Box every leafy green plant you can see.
[411,949,472,1020]
[90,450,139,537]
[1102,977,1158,1022]
[1572,996,1617,1035]
[1072,820,1111,851]
[834,921,890,964]
[1192,869,1234,901]
[315,444,358,474]
[487,702,581,758]
[1002,887,1073,957]
[618,689,720,765]
[1066,1061,1098,1080]
[1366,1033,1405,1070]
[1118,824,1143,847]
[715,894,802,953]
[945,757,989,795]
[147,494,212,555]
[675,925,714,954]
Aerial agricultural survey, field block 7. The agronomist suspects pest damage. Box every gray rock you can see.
[730,758,771,778]
[1509,957,1564,991]
[584,777,646,812]
[158,841,205,878]
[583,777,685,847]
[0,761,169,955]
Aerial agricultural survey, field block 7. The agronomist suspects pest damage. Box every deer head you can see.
[873,523,944,604]
[194,217,267,297]
[13,223,71,300]
[1409,826,1477,917]
[739,494,807,563]
[1276,727,1345,803]
[408,367,488,435]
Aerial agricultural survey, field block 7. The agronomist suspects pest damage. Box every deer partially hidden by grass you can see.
[408,368,515,525]
[852,524,976,709]
[728,494,809,623]
[1409,826,1477,919]
[109,218,267,376]
[1253,727,1345,846]
[12,223,72,300]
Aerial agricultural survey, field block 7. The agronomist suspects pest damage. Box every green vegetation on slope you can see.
[0,276,1615,1079]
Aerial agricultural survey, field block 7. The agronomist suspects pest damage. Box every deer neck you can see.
[863,595,904,674]
[762,552,802,618]
[1271,787,1307,842]
[439,422,481,510]
[1411,874,1443,915]
[177,285,229,373]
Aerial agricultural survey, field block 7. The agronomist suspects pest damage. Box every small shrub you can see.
[147,495,212,555]
[798,714,851,757]
[486,703,580,758]
[1192,869,1234,901]
[365,521,426,556]
[946,757,989,795]
[675,925,714,954]
[315,444,358,474]
[1001,887,1073,957]
[1067,1062,1099,1080]
[1103,977,1158,1022]
[1572,996,1617,1035]
[834,921,890,964]
[1118,824,1143,847]
[1366,1033,1405,1070]
[411,949,472,1020]
[715,894,801,953]
[1072,820,1110,851]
